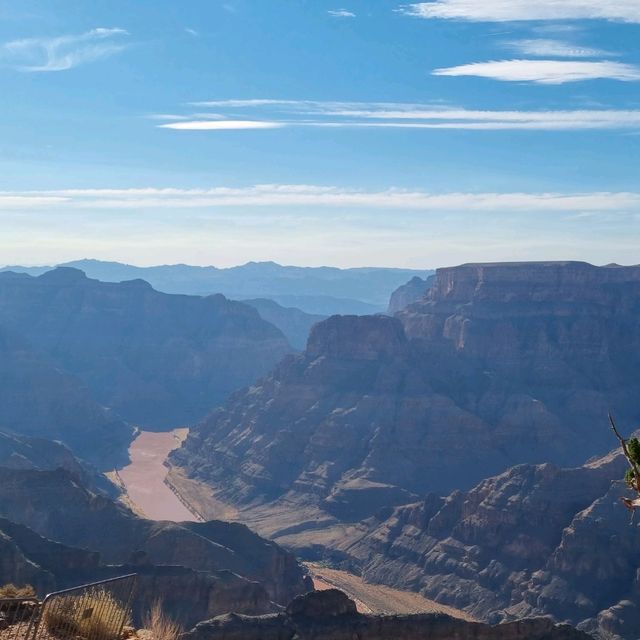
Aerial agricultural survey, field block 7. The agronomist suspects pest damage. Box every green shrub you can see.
[628,438,640,465]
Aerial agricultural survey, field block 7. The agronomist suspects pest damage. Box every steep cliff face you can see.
[242,299,326,350]
[0,467,311,609]
[387,275,434,314]
[184,589,589,640]
[173,262,640,525]
[0,517,278,627]
[0,269,291,430]
[319,448,640,639]
[0,431,117,495]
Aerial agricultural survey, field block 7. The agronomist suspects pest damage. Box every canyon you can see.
[0,459,311,627]
[173,261,640,522]
[0,268,291,466]
[2,260,639,638]
[168,261,640,637]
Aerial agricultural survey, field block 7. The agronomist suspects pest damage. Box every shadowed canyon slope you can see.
[0,268,291,433]
[0,326,132,468]
[0,430,116,495]
[172,261,640,527]
[0,465,311,624]
[243,298,327,350]
[0,513,296,628]
[184,588,589,640]
[319,449,640,639]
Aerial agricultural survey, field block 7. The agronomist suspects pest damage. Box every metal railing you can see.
[0,597,40,640]
[0,575,136,640]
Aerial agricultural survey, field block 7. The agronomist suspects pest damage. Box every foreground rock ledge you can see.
[184,589,590,640]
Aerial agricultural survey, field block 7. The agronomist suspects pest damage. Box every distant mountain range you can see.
[1,259,434,316]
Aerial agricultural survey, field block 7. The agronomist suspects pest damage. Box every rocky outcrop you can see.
[0,269,291,435]
[173,262,640,526]
[184,589,589,640]
[387,275,434,314]
[0,516,279,628]
[303,447,640,638]
[242,299,326,350]
[0,467,311,611]
[0,431,116,495]
[0,517,99,592]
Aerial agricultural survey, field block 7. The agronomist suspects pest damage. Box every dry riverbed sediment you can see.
[115,429,198,521]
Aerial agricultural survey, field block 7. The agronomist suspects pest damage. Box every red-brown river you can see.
[117,429,197,521]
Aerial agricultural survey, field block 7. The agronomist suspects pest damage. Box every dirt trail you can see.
[116,429,197,521]
[305,563,475,621]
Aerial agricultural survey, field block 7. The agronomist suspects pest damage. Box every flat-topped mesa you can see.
[306,315,407,360]
[400,261,640,363]
[172,260,640,539]
[426,261,640,305]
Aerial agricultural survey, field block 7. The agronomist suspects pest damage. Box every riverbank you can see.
[116,429,197,521]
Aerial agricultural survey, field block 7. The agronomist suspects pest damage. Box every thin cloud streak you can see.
[399,1,640,23]
[159,120,284,130]
[328,9,356,18]
[0,27,129,71]
[433,59,640,84]
[506,39,615,58]
[156,100,640,131]
[3,186,640,212]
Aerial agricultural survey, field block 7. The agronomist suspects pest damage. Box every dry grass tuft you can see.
[0,585,36,599]
[43,589,131,640]
[143,602,182,640]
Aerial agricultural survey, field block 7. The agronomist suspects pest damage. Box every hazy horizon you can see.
[3,256,639,272]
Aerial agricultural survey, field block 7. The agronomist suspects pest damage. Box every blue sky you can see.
[1,0,639,268]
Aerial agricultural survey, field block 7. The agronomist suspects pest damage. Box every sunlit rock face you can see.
[328,449,635,632]
[387,274,434,314]
[174,261,640,522]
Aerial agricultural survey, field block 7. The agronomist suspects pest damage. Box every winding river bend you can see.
[116,429,198,522]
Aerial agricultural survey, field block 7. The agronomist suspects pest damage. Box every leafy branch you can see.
[609,413,640,524]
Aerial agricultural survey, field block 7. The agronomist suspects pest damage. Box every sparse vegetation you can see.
[609,414,640,523]
[43,589,131,640]
[143,602,182,640]
[0,585,36,599]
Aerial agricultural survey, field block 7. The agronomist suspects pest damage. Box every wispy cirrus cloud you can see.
[0,27,129,72]
[506,38,615,58]
[433,59,640,84]
[328,9,356,18]
[160,120,284,130]
[2,185,640,213]
[399,1,640,23]
[154,99,640,131]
